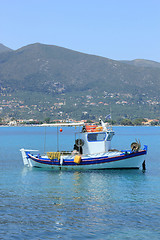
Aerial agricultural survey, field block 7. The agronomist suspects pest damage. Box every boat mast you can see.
[44,126,46,154]
[57,126,59,152]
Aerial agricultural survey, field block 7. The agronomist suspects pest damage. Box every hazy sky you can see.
[1,0,160,61]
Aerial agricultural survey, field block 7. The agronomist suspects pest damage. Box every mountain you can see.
[0,43,160,121]
[1,43,160,96]
[121,59,160,68]
[0,43,12,53]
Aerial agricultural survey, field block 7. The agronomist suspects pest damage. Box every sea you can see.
[0,126,160,240]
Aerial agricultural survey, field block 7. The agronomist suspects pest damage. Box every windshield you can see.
[87,133,106,142]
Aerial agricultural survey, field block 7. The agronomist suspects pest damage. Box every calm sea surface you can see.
[0,126,160,239]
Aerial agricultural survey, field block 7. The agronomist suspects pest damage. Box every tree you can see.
[105,119,117,125]
[120,118,133,126]
[86,119,93,123]
[44,117,50,123]
[133,118,146,126]
[151,121,159,126]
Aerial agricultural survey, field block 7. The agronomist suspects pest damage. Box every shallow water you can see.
[0,126,160,239]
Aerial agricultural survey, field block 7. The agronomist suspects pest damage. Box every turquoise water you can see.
[0,126,160,239]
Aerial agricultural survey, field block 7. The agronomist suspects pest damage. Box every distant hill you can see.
[0,43,12,53]
[121,59,160,68]
[0,43,160,121]
[0,43,160,96]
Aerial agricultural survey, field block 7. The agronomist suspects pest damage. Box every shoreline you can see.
[0,124,159,127]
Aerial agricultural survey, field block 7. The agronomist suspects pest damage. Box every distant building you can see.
[9,120,17,126]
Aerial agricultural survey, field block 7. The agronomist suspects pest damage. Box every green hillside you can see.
[0,43,160,121]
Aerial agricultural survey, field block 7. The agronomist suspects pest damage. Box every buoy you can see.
[60,128,63,132]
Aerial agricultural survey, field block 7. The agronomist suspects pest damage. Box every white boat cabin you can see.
[74,120,115,155]
[79,131,115,155]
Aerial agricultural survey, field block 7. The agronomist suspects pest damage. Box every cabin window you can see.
[87,133,106,142]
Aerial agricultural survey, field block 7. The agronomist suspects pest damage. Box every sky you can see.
[1,0,160,62]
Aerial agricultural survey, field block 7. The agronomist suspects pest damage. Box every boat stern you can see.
[20,148,38,167]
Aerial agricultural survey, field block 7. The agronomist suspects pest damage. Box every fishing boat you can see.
[20,119,147,170]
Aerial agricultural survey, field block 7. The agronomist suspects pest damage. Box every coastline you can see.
[0,124,159,127]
